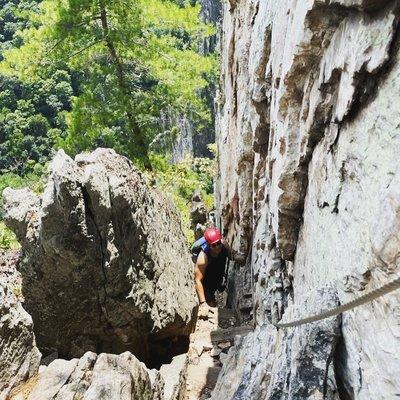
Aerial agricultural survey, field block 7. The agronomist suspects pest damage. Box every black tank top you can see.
[202,246,228,291]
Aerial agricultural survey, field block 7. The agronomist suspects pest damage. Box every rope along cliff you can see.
[271,275,400,328]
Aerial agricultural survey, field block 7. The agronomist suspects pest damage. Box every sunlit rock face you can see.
[214,0,400,398]
[3,148,197,366]
[11,351,164,400]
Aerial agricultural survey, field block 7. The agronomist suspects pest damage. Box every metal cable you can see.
[271,275,400,328]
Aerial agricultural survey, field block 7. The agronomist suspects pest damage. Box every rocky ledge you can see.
[8,351,164,400]
[0,250,40,399]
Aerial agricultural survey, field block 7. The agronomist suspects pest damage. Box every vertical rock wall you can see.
[215,0,400,399]
[0,250,40,399]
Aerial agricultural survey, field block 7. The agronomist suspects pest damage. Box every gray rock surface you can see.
[10,351,163,400]
[0,250,40,400]
[159,354,187,400]
[3,148,197,365]
[190,191,209,240]
[211,289,341,400]
[215,0,400,399]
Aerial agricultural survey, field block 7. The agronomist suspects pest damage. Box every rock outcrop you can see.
[190,191,209,240]
[215,0,400,399]
[0,250,40,400]
[211,289,341,399]
[3,148,197,366]
[9,351,164,400]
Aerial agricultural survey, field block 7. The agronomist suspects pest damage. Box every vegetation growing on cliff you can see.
[149,152,215,242]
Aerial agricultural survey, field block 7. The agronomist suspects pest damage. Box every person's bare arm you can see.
[194,251,208,304]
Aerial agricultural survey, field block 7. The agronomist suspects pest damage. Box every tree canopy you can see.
[0,0,217,170]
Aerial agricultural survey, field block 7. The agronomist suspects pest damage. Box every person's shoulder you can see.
[197,250,209,266]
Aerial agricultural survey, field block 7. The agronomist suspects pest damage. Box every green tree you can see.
[0,0,40,59]
[0,70,73,173]
[1,0,217,169]
[0,1,76,174]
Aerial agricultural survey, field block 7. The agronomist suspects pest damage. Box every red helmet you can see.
[204,227,222,245]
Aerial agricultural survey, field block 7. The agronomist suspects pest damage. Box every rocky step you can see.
[190,325,253,344]
[184,366,221,400]
[173,306,253,400]
[183,323,253,400]
[215,308,236,328]
[159,353,188,400]
[195,307,237,331]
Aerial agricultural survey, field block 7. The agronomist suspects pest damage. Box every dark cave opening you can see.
[148,334,190,369]
[38,333,190,370]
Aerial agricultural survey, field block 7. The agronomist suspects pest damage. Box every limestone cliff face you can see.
[215,1,400,399]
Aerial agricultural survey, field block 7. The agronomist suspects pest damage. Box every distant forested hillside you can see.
[0,0,217,172]
[0,0,74,174]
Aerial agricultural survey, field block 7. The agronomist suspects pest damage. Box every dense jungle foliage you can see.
[0,0,218,247]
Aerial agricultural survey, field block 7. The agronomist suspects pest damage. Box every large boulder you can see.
[0,250,41,400]
[3,148,197,365]
[9,351,164,400]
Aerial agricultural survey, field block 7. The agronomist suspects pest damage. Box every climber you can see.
[192,227,231,315]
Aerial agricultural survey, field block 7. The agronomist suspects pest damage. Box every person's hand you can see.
[198,301,209,319]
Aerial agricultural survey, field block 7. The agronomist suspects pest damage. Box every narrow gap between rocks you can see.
[38,334,191,371]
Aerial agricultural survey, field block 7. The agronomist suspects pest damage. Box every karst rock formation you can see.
[0,250,41,399]
[1,1,400,400]
[3,148,197,366]
[213,0,400,399]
